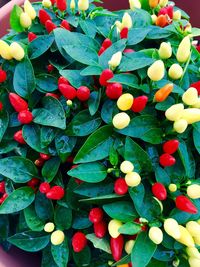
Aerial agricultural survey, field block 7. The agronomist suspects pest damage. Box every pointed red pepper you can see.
[159,153,176,167]
[175,195,198,214]
[39,182,51,194]
[89,207,104,223]
[56,0,67,11]
[9,93,28,112]
[190,81,200,96]
[72,232,87,252]
[61,20,71,31]
[0,102,3,111]
[131,95,148,113]
[120,27,129,39]
[58,84,77,100]
[46,185,65,200]
[163,140,179,154]
[0,69,7,83]
[106,83,123,100]
[94,221,107,238]
[99,69,114,86]
[152,182,167,201]
[45,20,57,33]
[110,235,124,261]
[102,38,112,49]
[39,9,52,25]
[14,130,26,144]
[28,32,37,42]
[18,110,33,124]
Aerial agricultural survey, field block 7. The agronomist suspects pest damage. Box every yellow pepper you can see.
[70,0,76,10]
[186,221,200,237]
[159,0,168,7]
[112,112,130,129]
[122,12,133,29]
[164,218,181,239]
[186,247,200,259]
[168,63,183,80]
[115,21,123,32]
[147,60,165,81]
[108,219,123,238]
[42,0,52,8]
[24,0,36,20]
[158,42,172,59]
[0,40,12,60]
[151,14,157,24]
[181,108,200,124]
[44,222,55,233]
[148,227,163,244]
[51,230,65,245]
[78,0,89,11]
[149,0,159,8]
[173,119,188,133]
[192,98,200,108]
[187,184,200,199]
[108,51,122,69]
[117,93,134,111]
[182,87,199,106]
[194,235,200,246]
[125,240,135,254]
[129,0,141,10]
[120,161,134,174]
[168,184,177,192]
[176,225,195,247]
[165,103,184,121]
[173,10,181,20]
[10,42,25,61]
[176,36,191,63]
[20,12,32,28]
[125,172,141,187]
[189,258,200,267]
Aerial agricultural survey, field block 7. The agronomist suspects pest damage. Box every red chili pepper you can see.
[156,15,169,28]
[191,81,200,96]
[102,38,112,49]
[72,232,87,252]
[99,69,114,86]
[46,185,65,200]
[196,46,200,54]
[14,130,26,144]
[175,195,198,214]
[159,153,176,167]
[39,182,51,194]
[0,69,7,83]
[94,221,107,238]
[163,140,179,155]
[47,64,54,73]
[50,0,56,5]
[106,83,123,100]
[131,95,148,113]
[35,158,44,167]
[0,102,3,111]
[158,6,173,19]
[120,27,129,39]
[89,207,104,223]
[60,20,71,31]
[27,178,40,187]
[58,84,77,100]
[40,153,51,160]
[9,93,28,112]
[124,49,134,53]
[154,83,173,102]
[77,86,90,101]
[45,93,60,99]
[152,182,167,201]
[18,110,33,124]
[58,76,70,85]
[28,32,37,42]
[114,178,128,195]
[110,234,124,261]
[74,178,83,185]
[39,9,52,25]
[56,0,67,11]
[98,46,105,56]
[45,20,57,33]
[0,181,5,194]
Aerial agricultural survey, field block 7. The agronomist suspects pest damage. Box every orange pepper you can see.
[149,0,159,8]
[154,83,173,102]
[156,15,169,28]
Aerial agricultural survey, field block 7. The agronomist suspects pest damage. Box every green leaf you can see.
[73,246,91,267]
[29,35,55,59]
[88,91,101,116]
[128,28,151,45]
[103,201,137,222]
[42,157,61,183]
[178,140,195,179]
[0,110,9,142]
[42,246,57,267]
[0,187,35,214]
[66,110,101,136]
[35,192,54,221]
[67,162,107,183]
[10,5,23,32]
[109,73,139,88]
[0,156,38,183]
[24,204,45,231]
[119,222,142,235]
[124,137,152,173]
[79,194,123,204]
[80,65,103,76]
[79,18,97,38]
[54,205,72,230]
[155,166,171,186]
[8,231,49,252]
[51,239,69,267]
[193,123,200,154]
[101,99,118,124]
[13,57,36,99]
[86,234,111,254]
[74,125,113,163]
[119,51,155,72]
[36,74,58,93]
[33,96,66,130]
[23,124,49,153]
[131,232,157,267]
[55,134,77,162]
[60,69,92,89]
[146,26,172,39]
[117,115,163,144]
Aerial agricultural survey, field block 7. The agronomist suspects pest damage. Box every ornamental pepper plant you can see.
[1,0,200,266]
